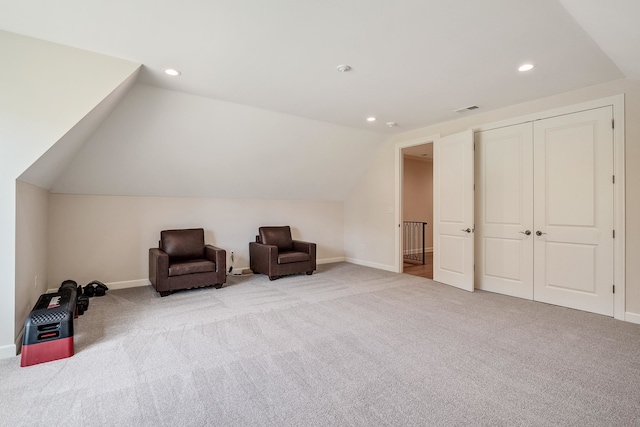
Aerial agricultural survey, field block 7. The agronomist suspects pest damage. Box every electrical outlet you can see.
[34,276,38,289]
[231,251,234,262]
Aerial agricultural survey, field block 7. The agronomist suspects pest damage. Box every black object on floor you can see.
[21,290,76,367]
[76,294,89,315]
[84,280,109,297]
[58,280,88,316]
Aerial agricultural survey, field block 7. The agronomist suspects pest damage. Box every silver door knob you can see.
[460,228,471,233]
[519,230,531,236]
[536,230,547,236]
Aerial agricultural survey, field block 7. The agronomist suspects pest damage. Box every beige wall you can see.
[344,142,397,270]
[403,156,433,249]
[15,181,50,340]
[48,195,344,288]
[344,78,640,316]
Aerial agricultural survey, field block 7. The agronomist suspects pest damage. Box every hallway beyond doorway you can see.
[403,252,433,279]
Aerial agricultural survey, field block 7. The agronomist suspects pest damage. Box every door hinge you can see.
[612,118,615,129]
[613,230,615,238]
[613,175,615,184]
[613,285,615,294]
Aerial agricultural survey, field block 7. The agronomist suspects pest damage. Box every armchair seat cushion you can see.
[278,251,311,265]
[169,259,216,276]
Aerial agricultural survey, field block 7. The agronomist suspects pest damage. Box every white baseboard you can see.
[229,267,242,275]
[624,311,640,325]
[0,343,17,359]
[345,257,396,272]
[40,258,353,295]
[229,267,251,275]
[318,257,346,265]
[106,279,150,290]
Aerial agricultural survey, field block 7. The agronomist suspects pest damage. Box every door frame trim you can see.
[394,133,440,273]
[472,95,625,320]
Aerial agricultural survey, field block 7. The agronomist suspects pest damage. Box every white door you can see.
[533,107,614,316]
[433,130,474,291]
[475,123,534,299]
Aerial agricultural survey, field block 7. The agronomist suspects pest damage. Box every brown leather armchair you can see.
[249,226,316,280]
[149,228,226,296]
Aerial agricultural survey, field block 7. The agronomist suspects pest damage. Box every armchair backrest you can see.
[258,226,293,251]
[160,228,205,259]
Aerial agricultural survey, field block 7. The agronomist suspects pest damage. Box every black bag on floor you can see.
[83,280,109,297]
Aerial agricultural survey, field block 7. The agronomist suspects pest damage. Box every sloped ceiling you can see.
[18,70,139,189]
[50,84,388,200]
[558,0,640,79]
[0,0,634,134]
[0,29,141,181]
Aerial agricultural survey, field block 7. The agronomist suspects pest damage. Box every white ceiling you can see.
[0,0,637,134]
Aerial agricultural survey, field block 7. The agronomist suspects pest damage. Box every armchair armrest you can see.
[149,248,169,287]
[293,240,316,270]
[292,240,315,253]
[250,241,278,276]
[205,244,226,273]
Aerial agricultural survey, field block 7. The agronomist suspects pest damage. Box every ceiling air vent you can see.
[454,105,479,113]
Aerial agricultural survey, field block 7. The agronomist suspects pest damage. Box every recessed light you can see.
[337,65,352,72]
[367,117,376,122]
[164,68,182,76]
[518,63,535,72]
[386,122,397,127]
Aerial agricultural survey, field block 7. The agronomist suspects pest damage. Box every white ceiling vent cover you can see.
[454,105,479,113]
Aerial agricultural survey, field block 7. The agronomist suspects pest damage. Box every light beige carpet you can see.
[1,262,640,426]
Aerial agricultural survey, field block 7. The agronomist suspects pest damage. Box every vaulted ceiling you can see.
[1,0,637,134]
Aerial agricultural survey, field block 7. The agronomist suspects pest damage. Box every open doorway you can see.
[401,143,433,279]
[397,130,474,290]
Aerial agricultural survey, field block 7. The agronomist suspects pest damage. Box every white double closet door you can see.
[475,107,614,316]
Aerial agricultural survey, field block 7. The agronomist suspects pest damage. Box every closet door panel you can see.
[475,123,534,299]
[545,125,596,226]
[533,107,614,316]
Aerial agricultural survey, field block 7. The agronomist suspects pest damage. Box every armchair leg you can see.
[159,291,171,297]
[306,271,313,275]
[214,284,223,289]
[269,276,279,281]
